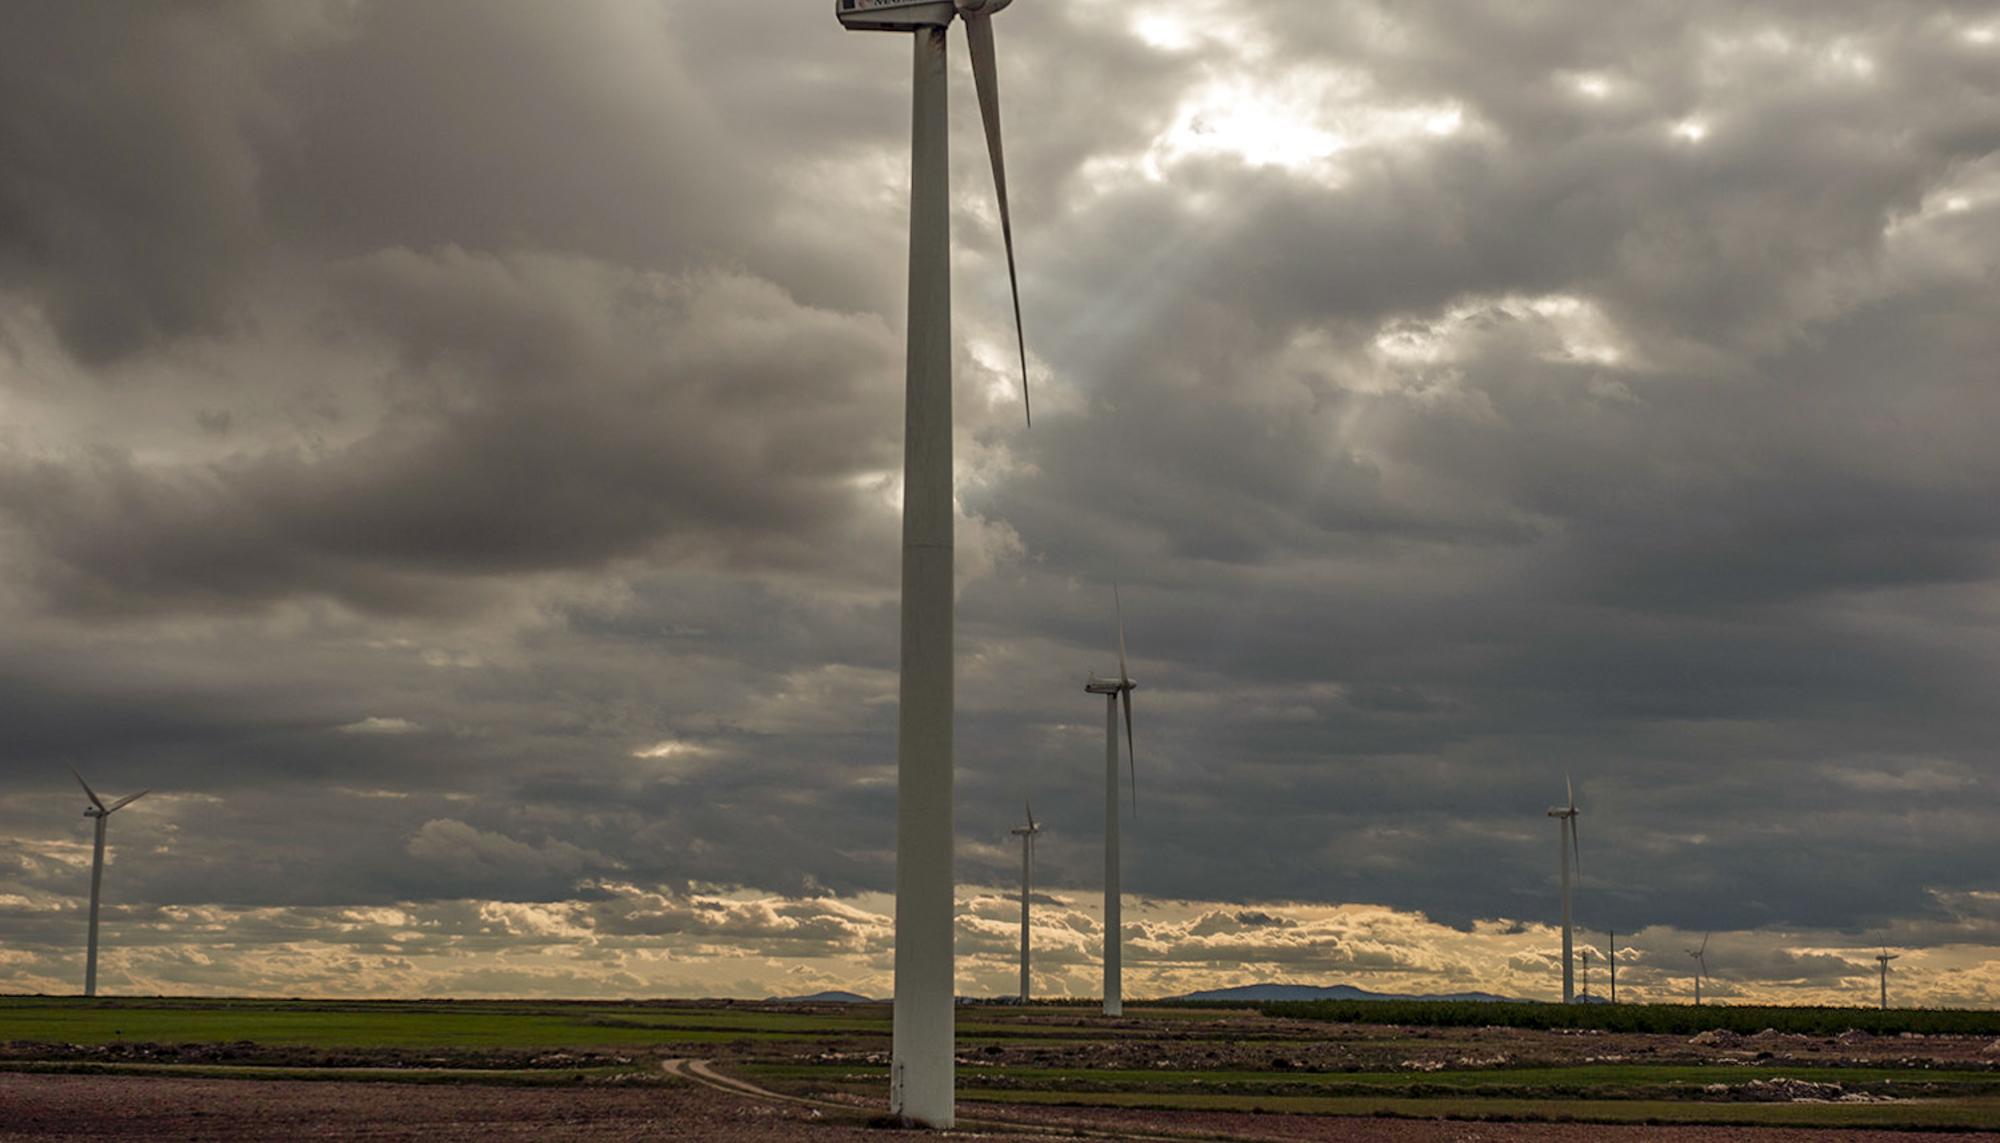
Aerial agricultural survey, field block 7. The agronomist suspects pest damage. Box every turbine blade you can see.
[69,767,105,812]
[1570,817,1581,881]
[106,790,149,813]
[1566,772,1575,812]
[964,13,1029,427]
[1700,931,1711,955]
[1121,689,1137,818]
[1026,799,1036,832]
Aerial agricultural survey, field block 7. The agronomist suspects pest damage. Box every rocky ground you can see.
[758,1011,2000,1077]
[0,1041,641,1071]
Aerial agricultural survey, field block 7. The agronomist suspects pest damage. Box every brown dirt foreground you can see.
[0,1075,1994,1143]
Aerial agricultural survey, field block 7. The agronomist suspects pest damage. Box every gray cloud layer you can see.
[3,0,1999,999]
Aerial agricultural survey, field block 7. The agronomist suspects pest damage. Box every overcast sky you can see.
[3,0,1999,1005]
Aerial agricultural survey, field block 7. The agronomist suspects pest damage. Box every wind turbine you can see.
[71,768,148,999]
[1875,948,1898,1010]
[1010,802,1041,1004]
[1688,933,1711,1005]
[1608,929,1617,1004]
[1084,587,1138,1017]
[1546,776,1580,1002]
[836,0,1032,1127]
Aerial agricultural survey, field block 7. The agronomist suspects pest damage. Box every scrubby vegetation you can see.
[1263,999,2000,1037]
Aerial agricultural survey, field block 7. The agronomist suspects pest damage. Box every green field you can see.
[0,997,1186,1048]
[0,997,889,1048]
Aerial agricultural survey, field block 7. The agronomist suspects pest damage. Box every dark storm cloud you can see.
[0,3,314,363]
[2,0,1999,1001]
[0,255,905,616]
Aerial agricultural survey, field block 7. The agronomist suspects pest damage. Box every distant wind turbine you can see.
[71,768,148,999]
[1876,948,1898,1010]
[1010,802,1041,1004]
[1608,929,1617,1004]
[1688,933,1711,1005]
[1084,587,1138,1017]
[835,0,1034,1127]
[1546,776,1580,1002]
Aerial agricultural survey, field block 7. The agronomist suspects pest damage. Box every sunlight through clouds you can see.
[1138,70,1468,182]
[1369,294,1634,374]
[631,739,715,761]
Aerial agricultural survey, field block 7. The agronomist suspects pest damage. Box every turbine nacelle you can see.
[1011,802,1041,838]
[1084,674,1135,695]
[836,0,957,31]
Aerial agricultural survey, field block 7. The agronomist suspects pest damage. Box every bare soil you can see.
[969,1099,2000,1141]
[1,1073,1991,1142]
[0,1073,921,1141]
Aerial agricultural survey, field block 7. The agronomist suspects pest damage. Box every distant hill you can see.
[1174,983,1524,1004]
[765,990,876,1004]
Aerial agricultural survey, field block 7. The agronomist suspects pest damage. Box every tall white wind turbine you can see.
[835,0,1033,1127]
[71,768,148,999]
[1876,948,1898,1010]
[1011,802,1041,1004]
[1084,587,1138,1017]
[1688,933,1711,1005]
[1546,776,1580,1003]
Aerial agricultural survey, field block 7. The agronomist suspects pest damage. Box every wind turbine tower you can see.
[1084,587,1138,1017]
[71,769,148,998]
[1688,933,1711,1005]
[1876,948,1898,1010]
[1581,948,1591,999]
[1608,930,1617,1004]
[1547,777,1580,1002]
[1011,803,1041,1003]
[835,0,1034,1126]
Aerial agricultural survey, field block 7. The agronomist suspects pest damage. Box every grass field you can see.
[10,995,2000,1134]
[0,997,886,1048]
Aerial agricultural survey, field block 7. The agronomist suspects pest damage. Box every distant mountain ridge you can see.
[1173,983,1525,1004]
[765,990,876,1004]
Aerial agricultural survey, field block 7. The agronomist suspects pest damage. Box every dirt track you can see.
[5,1073,1999,1142]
